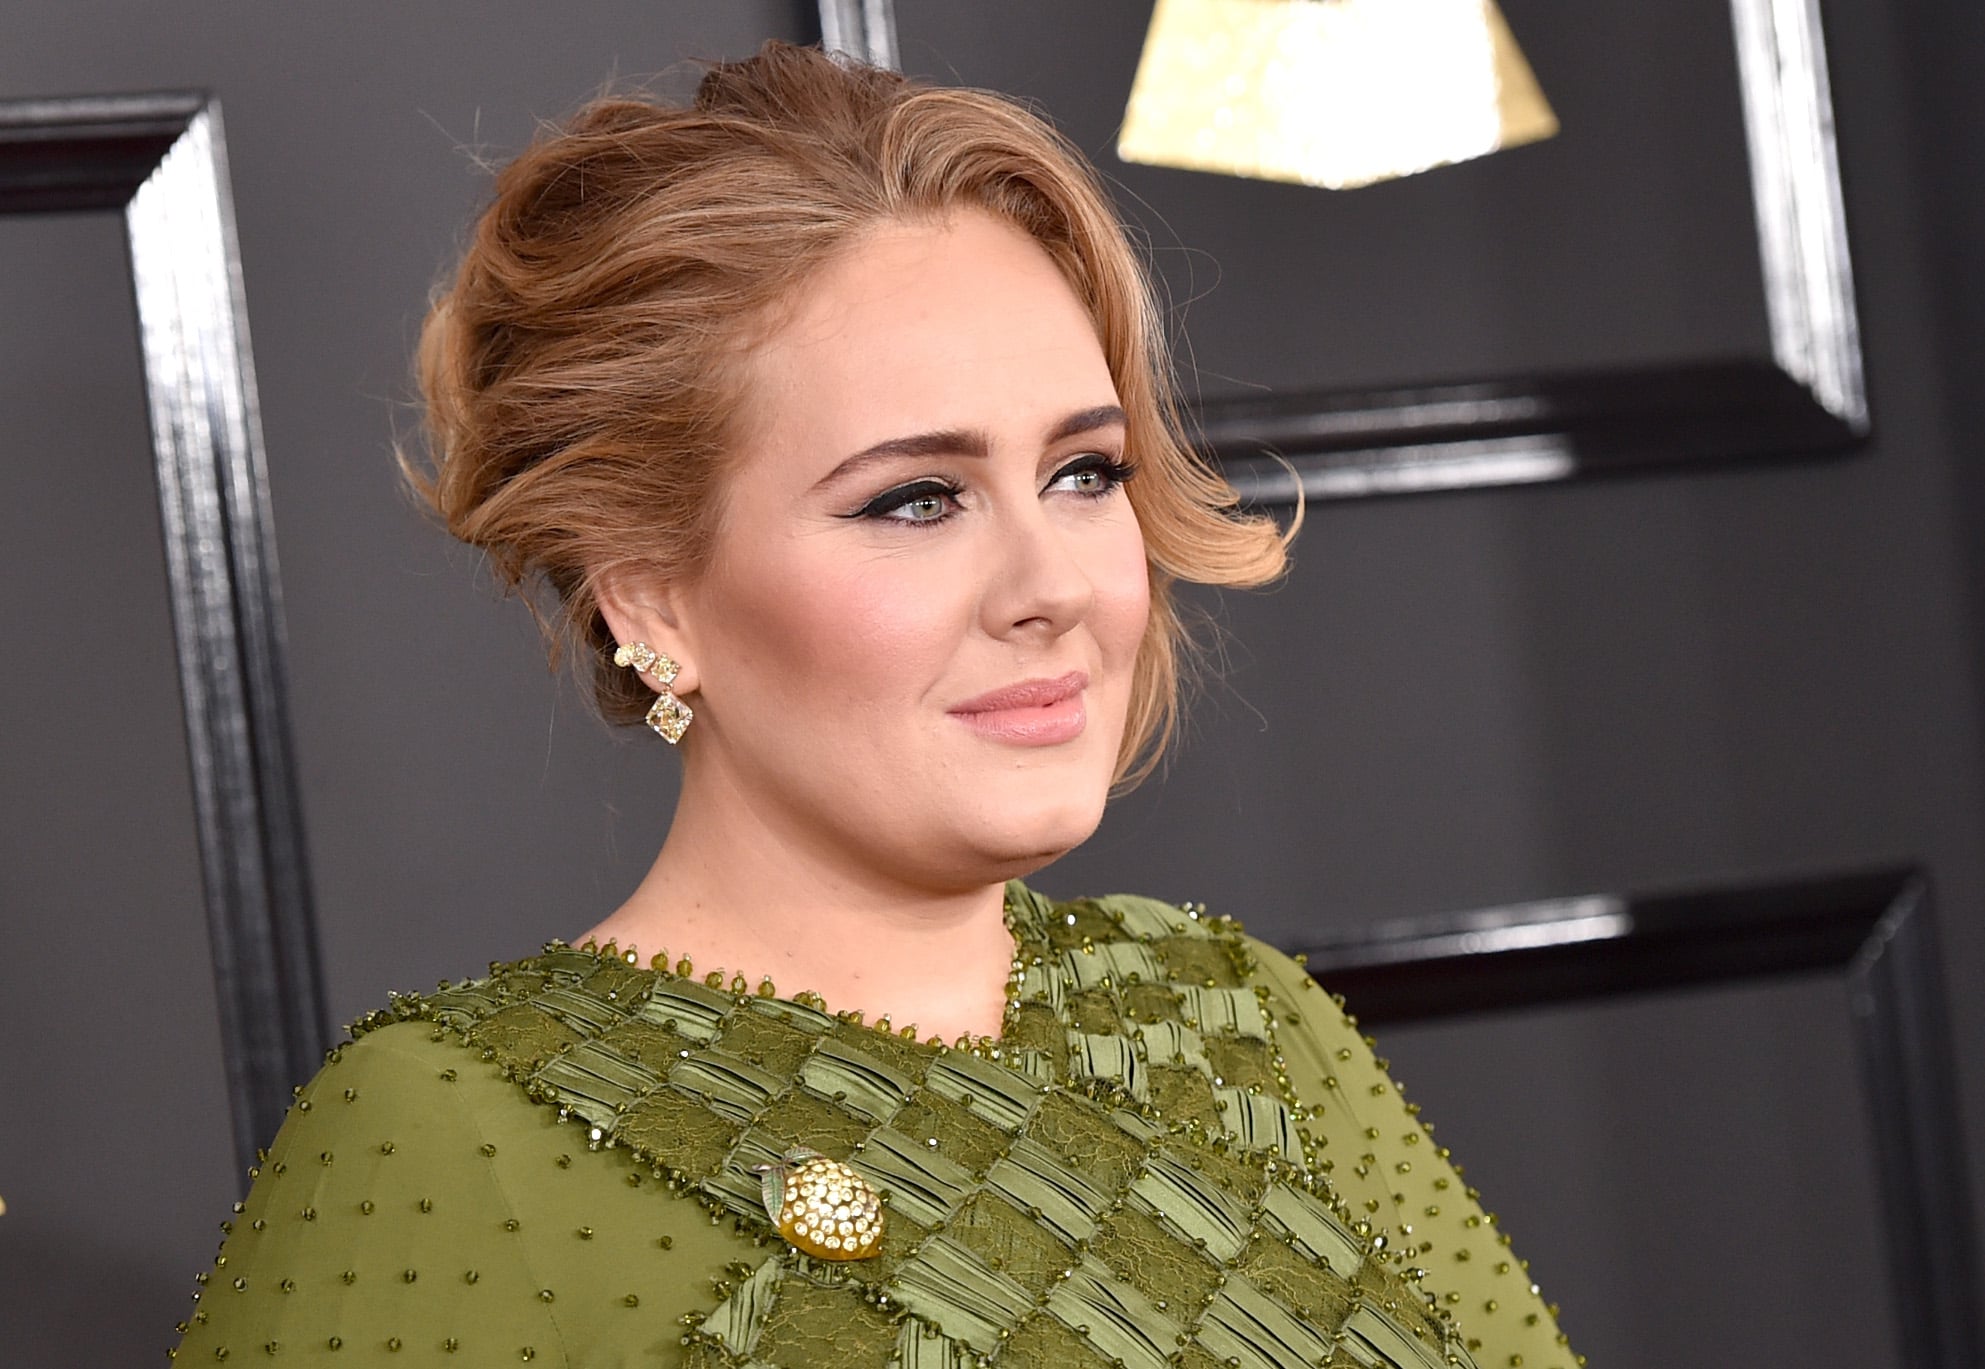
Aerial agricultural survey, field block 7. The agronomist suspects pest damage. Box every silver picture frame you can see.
[0,91,327,1176]
[1298,866,1980,1368]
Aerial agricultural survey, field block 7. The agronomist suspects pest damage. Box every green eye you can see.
[1048,454,1138,497]
[850,477,965,525]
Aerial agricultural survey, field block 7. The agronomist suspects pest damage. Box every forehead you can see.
[737,210,1117,462]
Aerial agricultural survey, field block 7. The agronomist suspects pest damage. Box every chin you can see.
[959,785,1109,876]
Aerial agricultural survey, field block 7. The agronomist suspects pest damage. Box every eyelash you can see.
[850,453,1139,526]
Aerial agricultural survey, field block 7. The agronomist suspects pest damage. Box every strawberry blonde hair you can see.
[408,40,1292,787]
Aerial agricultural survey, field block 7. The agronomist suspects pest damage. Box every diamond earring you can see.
[612,641,694,744]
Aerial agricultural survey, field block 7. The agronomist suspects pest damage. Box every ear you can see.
[595,569,702,697]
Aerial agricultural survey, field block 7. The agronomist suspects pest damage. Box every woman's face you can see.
[620,209,1149,894]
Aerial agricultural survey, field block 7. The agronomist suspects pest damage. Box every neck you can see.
[576,772,1019,1042]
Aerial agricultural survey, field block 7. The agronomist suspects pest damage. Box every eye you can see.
[848,478,965,525]
[1047,453,1137,498]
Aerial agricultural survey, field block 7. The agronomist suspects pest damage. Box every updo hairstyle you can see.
[408,40,1292,787]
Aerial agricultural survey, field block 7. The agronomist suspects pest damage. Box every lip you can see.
[948,670,1089,746]
[950,670,1089,714]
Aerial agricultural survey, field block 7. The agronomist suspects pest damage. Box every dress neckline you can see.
[560,878,1054,1054]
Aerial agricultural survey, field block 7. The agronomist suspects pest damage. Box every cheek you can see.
[1090,525,1152,671]
[704,542,965,700]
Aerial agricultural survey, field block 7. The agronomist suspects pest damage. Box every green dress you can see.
[172,884,1577,1367]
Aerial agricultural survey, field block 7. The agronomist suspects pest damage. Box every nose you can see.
[980,498,1096,642]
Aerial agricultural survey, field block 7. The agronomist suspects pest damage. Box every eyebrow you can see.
[818,403,1127,486]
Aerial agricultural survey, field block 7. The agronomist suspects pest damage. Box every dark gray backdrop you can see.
[1,3,1979,1366]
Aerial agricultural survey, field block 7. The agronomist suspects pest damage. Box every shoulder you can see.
[175,999,751,1366]
[293,1016,524,1145]
[243,1016,549,1218]
[1054,886,1369,1060]
[170,1018,568,1362]
[1074,898,1584,1369]
[1053,887,1333,990]
[323,1013,484,1085]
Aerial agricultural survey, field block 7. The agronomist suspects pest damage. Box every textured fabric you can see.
[172,885,1577,1366]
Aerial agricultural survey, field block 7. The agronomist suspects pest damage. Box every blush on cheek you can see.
[711,549,961,702]
[1092,535,1152,658]
[836,567,962,674]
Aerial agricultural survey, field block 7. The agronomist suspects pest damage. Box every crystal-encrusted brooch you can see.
[756,1148,883,1260]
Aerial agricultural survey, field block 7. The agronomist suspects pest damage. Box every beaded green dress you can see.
[172,885,1576,1367]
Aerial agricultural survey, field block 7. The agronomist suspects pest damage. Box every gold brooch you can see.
[756,1148,883,1259]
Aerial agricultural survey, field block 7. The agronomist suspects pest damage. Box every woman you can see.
[173,42,1574,1368]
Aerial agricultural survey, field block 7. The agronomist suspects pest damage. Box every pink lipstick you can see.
[948,670,1088,746]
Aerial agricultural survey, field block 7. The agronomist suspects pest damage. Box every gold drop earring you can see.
[612,641,694,744]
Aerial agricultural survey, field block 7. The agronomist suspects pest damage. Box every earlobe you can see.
[596,570,700,697]
[611,642,695,744]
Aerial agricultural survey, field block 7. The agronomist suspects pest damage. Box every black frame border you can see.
[1203,0,1868,503]
[1295,866,1979,1367]
[0,92,327,1175]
